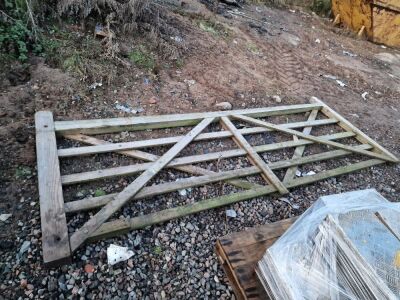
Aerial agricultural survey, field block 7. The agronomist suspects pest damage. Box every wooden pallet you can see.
[35,98,398,266]
[216,218,297,300]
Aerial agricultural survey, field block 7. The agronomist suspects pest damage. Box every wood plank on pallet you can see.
[232,114,397,162]
[216,218,297,300]
[64,144,373,213]
[54,103,323,134]
[87,158,385,240]
[221,116,289,194]
[309,97,399,163]
[61,131,356,185]
[283,110,318,183]
[58,118,337,157]
[69,117,215,252]
[35,112,71,266]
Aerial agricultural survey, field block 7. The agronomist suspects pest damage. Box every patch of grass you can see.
[175,58,185,69]
[198,20,232,38]
[153,246,162,255]
[129,46,155,71]
[247,43,261,55]
[15,166,32,179]
[311,0,331,16]
[94,189,106,197]
[62,52,84,75]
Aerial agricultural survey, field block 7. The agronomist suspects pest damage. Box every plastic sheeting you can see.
[256,189,400,300]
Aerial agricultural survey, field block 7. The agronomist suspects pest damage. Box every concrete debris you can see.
[107,244,134,265]
[361,92,368,100]
[88,82,102,90]
[226,209,237,218]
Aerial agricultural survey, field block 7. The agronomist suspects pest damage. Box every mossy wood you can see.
[34,99,398,265]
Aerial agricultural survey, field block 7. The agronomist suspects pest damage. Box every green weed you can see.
[311,0,331,16]
[153,246,162,255]
[198,20,231,38]
[94,189,106,197]
[15,166,32,179]
[63,52,83,74]
[247,43,261,55]
[129,46,155,71]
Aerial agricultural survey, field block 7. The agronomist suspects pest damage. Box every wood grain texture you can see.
[64,144,373,213]
[61,132,355,185]
[54,103,323,135]
[232,114,397,162]
[283,109,318,183]
[58,118,337,157]
[69,117,215,252]
[63,134,261,190]
[87,158,385,241]
[35,111,71,266]
[309,97,399,162]
[215,218,297,300]
[221,116,288,194]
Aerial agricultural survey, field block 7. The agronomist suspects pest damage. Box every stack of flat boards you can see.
[256,189,400,300]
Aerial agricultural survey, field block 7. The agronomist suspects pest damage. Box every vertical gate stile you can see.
[35,111,71,266]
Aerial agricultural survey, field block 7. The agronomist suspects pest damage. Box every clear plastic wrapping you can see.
[256,189,400,300]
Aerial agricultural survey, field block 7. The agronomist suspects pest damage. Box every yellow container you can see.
[332,0,400,47]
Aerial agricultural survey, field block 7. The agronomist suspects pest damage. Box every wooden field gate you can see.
[35,97,398,266]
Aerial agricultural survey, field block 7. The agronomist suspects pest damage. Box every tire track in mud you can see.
[260,41,314,93]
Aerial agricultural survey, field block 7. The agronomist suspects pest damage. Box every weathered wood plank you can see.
[87,158,384,240]
[283,110,318,183]
[69,117,215,252]
[54,103,323,134]
[35,111,71,266]
[64,144,373,213]
[65,166,261,213]
[221,116,289,194]
[232,114,397,162]
[309,97,399,163]
[63,134,261,191]
[61,131,357,185]
[58,118,337,157]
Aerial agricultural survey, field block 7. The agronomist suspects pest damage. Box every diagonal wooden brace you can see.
[232,114,397,163]
[220,116,289,194]
[283,109,319,183]
[63,134,262,190]
[69,117,215,252]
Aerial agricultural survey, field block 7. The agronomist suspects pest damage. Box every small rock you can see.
[0,214,12,222]
[48,277,57,292]
[215,102,232,110]
[186,223,194,231]
[84,264,95,273]
[127,259,134,268]
[272,95,282,103]
[27,284,34,290]
[148,96,158,104]
[17,241,31,259]
[20,279,28,288]
[225,209,237,218]
[133,235,142,247]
